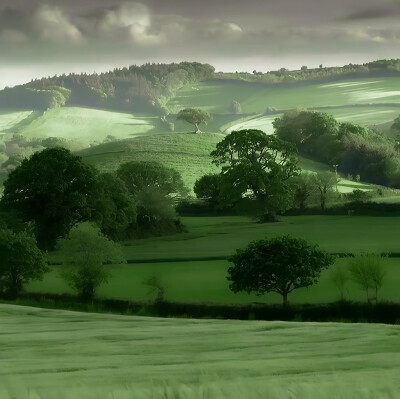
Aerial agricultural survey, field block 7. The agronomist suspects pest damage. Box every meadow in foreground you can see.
[0,304,399,399]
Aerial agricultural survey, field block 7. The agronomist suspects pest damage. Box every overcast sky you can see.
[0,0,399,88]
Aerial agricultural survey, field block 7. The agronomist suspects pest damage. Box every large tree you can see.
[176,108,211,133]
[227,235,334,306]
[1,148,97,249]
[211,129,299,221]
[0,230,47,298]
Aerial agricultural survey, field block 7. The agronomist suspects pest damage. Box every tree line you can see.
[0,62,215,113]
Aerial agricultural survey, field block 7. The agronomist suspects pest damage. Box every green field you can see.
[19,107,165,143]
[169,78,400,115]
[27,215,400,304]
[1,304,399,399]
[0,110,33,133]
[79,132,223,190]
[26,257,400,304]
[121,215,400,260]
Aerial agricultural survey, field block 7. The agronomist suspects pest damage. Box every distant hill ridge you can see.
[0,59,399,114]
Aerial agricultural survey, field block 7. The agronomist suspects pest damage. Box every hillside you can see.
[1,304,399,399]
[78,132,223,190]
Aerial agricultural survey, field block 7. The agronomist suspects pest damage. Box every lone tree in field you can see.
[0,230,47,298]
[0,147,97,249]
[211,129,299,221]
[227,235,334,306]
[57,223,125,301]
[177,108,211,133]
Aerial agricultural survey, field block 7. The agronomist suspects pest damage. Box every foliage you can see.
[193,174,224,207]
[91,173,137,241]
[227,235,334,305]
[57,223,125,301]
[345,189,372,205]
[1,148,98,249]
[391,115,400,134]
[330,264,349,301]
[0,229,47,298]
[117,161,188,197]
[211,129,299,220]
[347,253,386,303]
[312,172,337,211]
[177,108,212,133]
[0,62,214,112]
[274,110,400,187]
[142,274,165,302]
[289,173,316,210]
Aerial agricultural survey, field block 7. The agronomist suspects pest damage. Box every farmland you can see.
[168,77,400,116]
[1,304,399,399]
[27,215,400,304]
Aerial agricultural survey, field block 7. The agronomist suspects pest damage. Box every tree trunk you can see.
[282,292,288,307]
[195,123,201,134]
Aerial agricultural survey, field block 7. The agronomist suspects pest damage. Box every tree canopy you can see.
[57,223,125,301]
[0,230,47,298]
[210,129,299,220]
[1,148,98,249]
[227,235,334,305]
[177,108,211,133]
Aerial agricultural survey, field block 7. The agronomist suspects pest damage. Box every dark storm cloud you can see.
[0,0,399,87]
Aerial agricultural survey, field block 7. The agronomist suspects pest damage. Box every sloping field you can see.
[79,133,223,190]
[169,78,400,117]
[0,304,399,399]
[20,107,164,143]
[0,110,33,133]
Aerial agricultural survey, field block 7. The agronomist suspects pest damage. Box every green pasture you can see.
[27,257,400,304]
[0,110,33,132]
[119,215,400,261]
[169,77,400,114]
[20,107,165,143]
[1,304,399,398]
[79,132,223,190]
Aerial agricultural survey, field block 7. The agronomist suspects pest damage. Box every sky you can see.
[0,0,399,88]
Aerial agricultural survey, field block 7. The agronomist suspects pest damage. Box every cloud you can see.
[337,4,400,21]
[0,29,28,44]
[33,5,83,43]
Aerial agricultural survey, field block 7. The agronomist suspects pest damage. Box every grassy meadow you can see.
[1,304,399,399]
[168,78,400,115]
[20,107,165,142]
[79,132,223,190]
[27,215,400,304]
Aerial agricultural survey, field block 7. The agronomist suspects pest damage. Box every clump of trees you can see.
[347,253,386,303]
[274,110,400,187]
[227,235,334,306]
[0,148,188,249]
[0,62,215,113]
